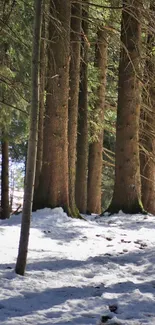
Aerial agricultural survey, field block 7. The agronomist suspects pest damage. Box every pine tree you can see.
[35,0,71,212]
[75,1,89,213]
[87,27,108,214]
[68,2,82,217]
[33,4,46,210]
[15,0,42,275]
[1,133,10,219]
[105,0,144,214]
[140,1,155,214]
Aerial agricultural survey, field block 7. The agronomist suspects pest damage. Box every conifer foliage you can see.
[1,0,155,272]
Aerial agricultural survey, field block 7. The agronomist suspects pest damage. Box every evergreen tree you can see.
[35,0,71,213]
[68,2,82,217]
[33,4,46,210]
[15,0,42,275]
[105,0,144,214]
[87,27,108,214]
[75,1,89,214]
[1,133,10,219]
[140,1,155,214]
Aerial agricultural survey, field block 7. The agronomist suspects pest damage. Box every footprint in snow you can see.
[134,240,147,249]
[121,239,131,243]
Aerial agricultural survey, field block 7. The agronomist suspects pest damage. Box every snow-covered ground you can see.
[0,208,155,325]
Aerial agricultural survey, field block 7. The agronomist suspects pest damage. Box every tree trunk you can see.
[68,2,82,216]
[140,141,155,214]
[1,135,10,219]
[105,0,144,214]
[87,28,108,214]
[35,0,71,212]
[0,3,10,220]
[33,5,46,210]
[15,0,42,275]
[140,2,155,214]
[75,2,89,214]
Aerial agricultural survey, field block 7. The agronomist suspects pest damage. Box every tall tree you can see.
[15,0,42,275]
[1,133,10,219]
[87,27,108,214]
[35,0,71,212]
[33,4,46,210]
[68,2,82,216]
[140,1,155,214]
[0,1,12,220]
[75,1,89,213]
[105,0,144,214]
[1,10,10,220]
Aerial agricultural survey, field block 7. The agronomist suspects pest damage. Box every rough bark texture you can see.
[106,0,144,214]
[87,28,108,214]
[75,2,89,213]
[35,8,45,189]
[1,136,10,219]
[33,6,46,210]
[68,3,82,216]
[140,2,155,214]
[140,139,155,214]
[36,0,71,212]
[15,0,42,275]
[0,3,10,220]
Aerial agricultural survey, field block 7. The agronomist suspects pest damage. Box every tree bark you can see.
[75,1,89,214]
[68,2,82,216]
[87,28,108,214]
[140,140,155,214]
[36,0,71,212]
[1,135,10,219]
[15,0,42,275]
[140,2,155,214]
[0,3,10,220]
[33,5,46,210]
[105,0,144,214]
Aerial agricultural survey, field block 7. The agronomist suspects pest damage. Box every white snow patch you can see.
[0,209,155,324]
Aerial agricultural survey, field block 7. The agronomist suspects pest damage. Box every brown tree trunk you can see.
[87,28,108,214]
[75,2,89,214]
[106,0,144,214]
[15,0,42,275]
[33,5,46,210]
[140,142,155,214]
[68,2,82,216]
[1,135,10,219]
[36,0,71,212]
[35,7,45,189]
[0,3,10,220]
[140,2,155,214]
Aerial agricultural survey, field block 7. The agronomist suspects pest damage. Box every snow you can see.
[0,208,155,324]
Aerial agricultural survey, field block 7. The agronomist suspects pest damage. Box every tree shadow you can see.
[96,213,155,231]
[1,245,155,324]
[0,283,104,322]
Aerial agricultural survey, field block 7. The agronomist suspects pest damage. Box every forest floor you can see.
[0,208,155,325]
